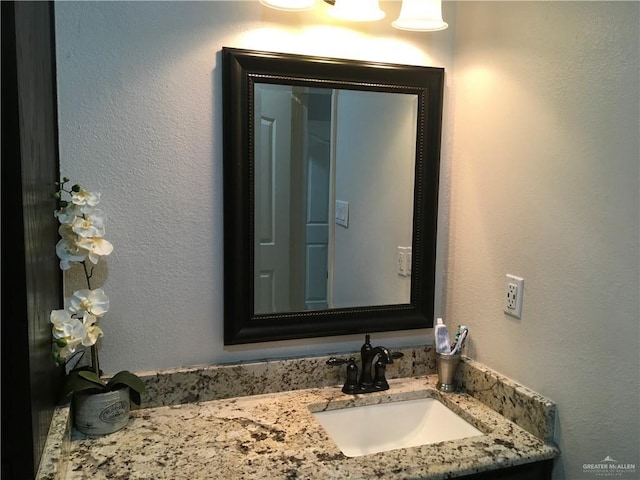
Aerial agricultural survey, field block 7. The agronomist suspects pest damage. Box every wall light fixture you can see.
[392,0,448,31]
[259,0,448,32]
[259,0,317,12]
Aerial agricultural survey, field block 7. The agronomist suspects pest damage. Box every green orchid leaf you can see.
[105,371,145,405]
[61,371,106,401]
[129,389,142,406]
[78,370,107,387]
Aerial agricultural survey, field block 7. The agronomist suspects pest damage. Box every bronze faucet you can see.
[327,334,403,394]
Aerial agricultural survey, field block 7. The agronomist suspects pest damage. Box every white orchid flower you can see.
[58,223,76,240]
[50,308,74,330]
[52,317,86,342]
[50,310,87,354]
[81,313,103,346]
[54,203,83,224]
[55,238,89,270]
[71,208,107,238]
[76,236,114,263]
[50,309,103,363]
[71,188,101,212]
[69,288,110,317]
[57,224,83,248]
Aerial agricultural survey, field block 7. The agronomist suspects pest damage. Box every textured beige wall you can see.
[448,3,639,478]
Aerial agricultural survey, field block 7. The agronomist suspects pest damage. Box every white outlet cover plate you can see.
[504,274,524,318]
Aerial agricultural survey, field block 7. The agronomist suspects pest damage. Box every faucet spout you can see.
[372,346,394,364]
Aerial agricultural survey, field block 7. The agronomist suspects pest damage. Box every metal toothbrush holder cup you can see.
[436,353,461,392]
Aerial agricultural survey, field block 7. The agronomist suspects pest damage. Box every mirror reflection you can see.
[254,83,417,314]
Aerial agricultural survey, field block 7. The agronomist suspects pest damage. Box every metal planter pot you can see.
[73,387,130,435]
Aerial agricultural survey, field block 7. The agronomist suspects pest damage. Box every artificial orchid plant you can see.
[51,178,144,405]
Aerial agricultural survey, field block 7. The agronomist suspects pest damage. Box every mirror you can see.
[222,47,444,345]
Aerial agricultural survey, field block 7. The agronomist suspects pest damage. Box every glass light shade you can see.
[328,0,385,22]
[259,0,316,11]
[392,0,448,31]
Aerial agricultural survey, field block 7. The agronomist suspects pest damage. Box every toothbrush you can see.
[452,325,462,344]
[450,327,468,355]
[452,325,467,347]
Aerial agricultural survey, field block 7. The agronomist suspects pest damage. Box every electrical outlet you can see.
[504,274,524,318]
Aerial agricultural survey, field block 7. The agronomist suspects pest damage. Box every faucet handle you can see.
[372,352,404,390]
[327,357,359,394]
[326,357,349,366]
[373,360,390,390]
[342,357,359,394]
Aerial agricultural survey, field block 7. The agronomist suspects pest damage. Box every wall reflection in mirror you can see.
[254,83,417,314]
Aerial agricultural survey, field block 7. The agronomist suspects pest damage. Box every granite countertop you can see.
[37,348,559,480]
[62,375,557,480]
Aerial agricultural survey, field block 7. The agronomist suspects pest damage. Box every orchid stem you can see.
[82,261,94,290]
[83,260,100,376]
[90,344,100,377]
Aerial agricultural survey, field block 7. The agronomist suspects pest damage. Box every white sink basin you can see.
[311,397,483,457]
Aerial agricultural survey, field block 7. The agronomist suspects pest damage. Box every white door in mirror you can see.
[311,397,483,457]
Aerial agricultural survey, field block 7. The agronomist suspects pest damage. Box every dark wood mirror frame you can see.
[222,47,444,345]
